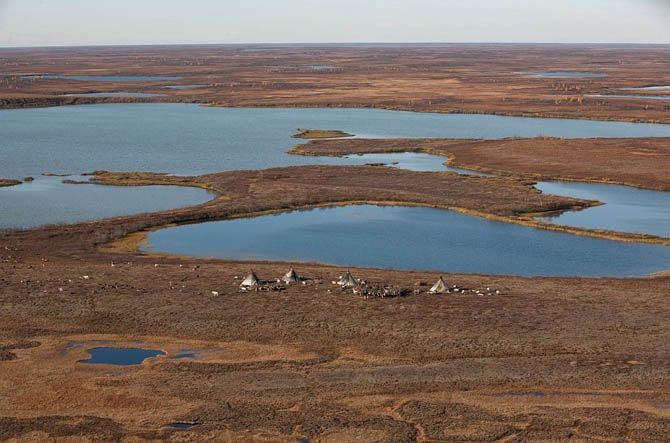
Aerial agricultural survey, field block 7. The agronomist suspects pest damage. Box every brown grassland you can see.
[1,45,670,442]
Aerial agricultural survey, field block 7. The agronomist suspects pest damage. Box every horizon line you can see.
[1,41,670,50]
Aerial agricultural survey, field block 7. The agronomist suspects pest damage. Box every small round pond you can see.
[79,347,165,365]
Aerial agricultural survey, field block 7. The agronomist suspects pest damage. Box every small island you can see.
[0,178,22,187]
[291,128,354,139]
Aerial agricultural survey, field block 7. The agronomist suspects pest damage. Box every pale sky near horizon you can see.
[0,0,668,47]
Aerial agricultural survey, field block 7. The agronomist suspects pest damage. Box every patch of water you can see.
[79,347,165,365]
[168,422,197,430]
[588,94,670,101]
[4,104,670,179]
[535,181,670,238]
[141,204,670,277]
[622,86,670,91]
[528,71,607,78]
[0,176,213,229]
[162,85,207,90]
[22,75,180,82]
[62,92,165,98]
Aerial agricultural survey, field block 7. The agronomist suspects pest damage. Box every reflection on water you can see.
[0,176,212,229]
[142,204,670,277]
[536,181,670,238]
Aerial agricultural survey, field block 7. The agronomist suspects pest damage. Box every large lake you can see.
[141,205,670,277]
[4,104,670,178]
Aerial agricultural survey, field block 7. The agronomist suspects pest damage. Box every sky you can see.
[0,0,668,47]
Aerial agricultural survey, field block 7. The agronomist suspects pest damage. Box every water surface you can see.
[162,85,207,90]
[536,181,670,238]
[622,86,670,91]
[307,65,338,70]
[79,347,165,365]
[63,92,165,98]
[4,104,670,179]
[529,71,607,78]
[341,152,490,175]
[0,176,212,229]
[142,205,670,277]
[588,94,670,101]
[22,74,180,82]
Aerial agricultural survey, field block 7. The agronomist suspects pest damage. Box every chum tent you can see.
[282,267,301,284]
[429,277,449,294]
[338,271,359,288]
[240,270,261,288]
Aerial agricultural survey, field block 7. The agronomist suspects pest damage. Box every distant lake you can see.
[529,71,607,78]
[22,75,180,82]
[142,204,670,277]
[162,85,207,90]
[307,65,338,70]
[623,86,670,91]
[62,92,166,98]
[588,94,670,101]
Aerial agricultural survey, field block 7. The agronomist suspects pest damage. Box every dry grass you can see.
[292,137,670,191]
[292,128,354,139]
[2,45,670,123]
[0,178,21,187]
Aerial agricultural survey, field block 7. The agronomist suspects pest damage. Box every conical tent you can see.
[429,277,448,294]
[282,267,301,283]
[338,271,358,288]
[240,270,261,288]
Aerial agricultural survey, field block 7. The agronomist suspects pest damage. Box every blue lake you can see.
[63,92,165,98]
[141,205,670,277]
[0,176,212,229]
[529,71,608,78]
[79,347,165,365]
[588,94,670,101]
[536,181,670,238]
[162,85,207,90]
[4,104,670,179]
[622,86,670,91]
[22,75,180,82]
[307,65,338,70]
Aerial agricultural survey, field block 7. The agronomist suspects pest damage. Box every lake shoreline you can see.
[290,136,670,191]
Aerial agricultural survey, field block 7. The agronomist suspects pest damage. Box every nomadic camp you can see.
[429,277,449,294]
[337,271,359,288]
[240,270,261,288]
[282,267,301,284]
